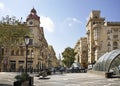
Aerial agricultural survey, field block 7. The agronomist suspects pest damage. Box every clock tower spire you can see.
[26,8,40,26]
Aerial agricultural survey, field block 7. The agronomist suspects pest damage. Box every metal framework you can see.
[93,49,120,75]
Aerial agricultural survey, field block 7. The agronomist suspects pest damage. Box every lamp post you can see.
[30,50,33,73]
[24,36,30,74]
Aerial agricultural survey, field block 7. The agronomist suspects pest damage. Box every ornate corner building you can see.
[74,10,120,66]
[0,8,58,72]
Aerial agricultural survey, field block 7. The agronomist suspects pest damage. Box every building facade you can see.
[0,8,58,72]
[48,45,59,68]
[86,10,120,63]
[74,37,88,68]
[74,10,120,66]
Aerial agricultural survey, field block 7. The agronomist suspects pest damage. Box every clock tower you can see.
[26,8,40,27]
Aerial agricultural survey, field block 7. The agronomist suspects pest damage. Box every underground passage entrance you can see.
[93,49,120,78]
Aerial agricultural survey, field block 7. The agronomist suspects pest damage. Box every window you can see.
[94,16,98,18]
[10,60,16,71]
[1,48,4,55]
[20,48,24,56]
[107,30,110,34]
[28,61,33,64]
[29,39,33,45]
[111,30,112,33]
[113,47,118,50]
[11,50,14,56]
[113,42,118,46]
[93,22,95,25]
[113,35,118,38]
[82,51,86,53]
[107,42,111,46]
[16,50,19,56]
[27,50,30,55]
[94,28,99,40]
[41,52,44,58]
[107,36,110,40]
[19,61,24,64]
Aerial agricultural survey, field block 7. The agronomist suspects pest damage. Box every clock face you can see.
[29,21,33,25]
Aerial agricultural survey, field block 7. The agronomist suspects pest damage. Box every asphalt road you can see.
[0,72,120,86]
[34,73,120,86]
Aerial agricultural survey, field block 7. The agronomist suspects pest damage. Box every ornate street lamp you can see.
[24,36,30,74]
[30,50,33,73]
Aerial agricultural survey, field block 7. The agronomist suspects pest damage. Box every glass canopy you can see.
[93,49,120,75]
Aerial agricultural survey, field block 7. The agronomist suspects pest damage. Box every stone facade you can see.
[74,10,120,66]
[86,10,120,63]
[48,45,59,68]
[74,37,88,68]
[0,8,58,72]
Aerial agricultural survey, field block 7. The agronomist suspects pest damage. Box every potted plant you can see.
[14,73,33,86]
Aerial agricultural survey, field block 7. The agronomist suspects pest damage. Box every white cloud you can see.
[68,23,72,27]
[0,2,5,10]
[40,16,55,32]
[64,17,82,27]
[70,17,82,24]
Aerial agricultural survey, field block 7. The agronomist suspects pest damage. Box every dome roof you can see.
[26,8,40,22]
[93,49,120,74]
[31,8,37,14]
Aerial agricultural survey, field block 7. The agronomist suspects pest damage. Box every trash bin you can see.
[13,80,22,86]
[29,76,34,86]
[105,72,113,78]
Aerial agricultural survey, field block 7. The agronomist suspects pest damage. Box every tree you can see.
[0,15,30,71]
[62,47,76,67]
[0,24,30,47]
[0,15,30,48]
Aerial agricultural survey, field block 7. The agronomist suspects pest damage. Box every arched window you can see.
[20,48,24,56]
[29,39,33,45]
[11,50,14,56]
[16,50,19,56]
[27,50,30,55]
[1,48,4,55]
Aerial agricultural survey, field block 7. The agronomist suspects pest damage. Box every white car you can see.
[88,64,93,70]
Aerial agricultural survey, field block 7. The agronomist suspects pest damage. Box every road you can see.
[34,73,120,86]
[0,72,120,86]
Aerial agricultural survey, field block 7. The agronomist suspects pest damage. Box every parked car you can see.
[87,64,93,70]
[69,62,85,73]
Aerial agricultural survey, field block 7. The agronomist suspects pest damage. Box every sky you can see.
[0,0,120,58]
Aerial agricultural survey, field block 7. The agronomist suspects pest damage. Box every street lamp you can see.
[30,50,33,73]
[24,36,30,74]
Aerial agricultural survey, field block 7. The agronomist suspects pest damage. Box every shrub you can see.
[15,73,29,82]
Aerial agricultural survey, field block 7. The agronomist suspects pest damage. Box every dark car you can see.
[69,62,85,73]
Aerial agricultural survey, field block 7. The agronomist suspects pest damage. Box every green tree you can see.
[62,47,76,67]
[0,15,30,47]
[0,15,30,71]
[0,24,30,47]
